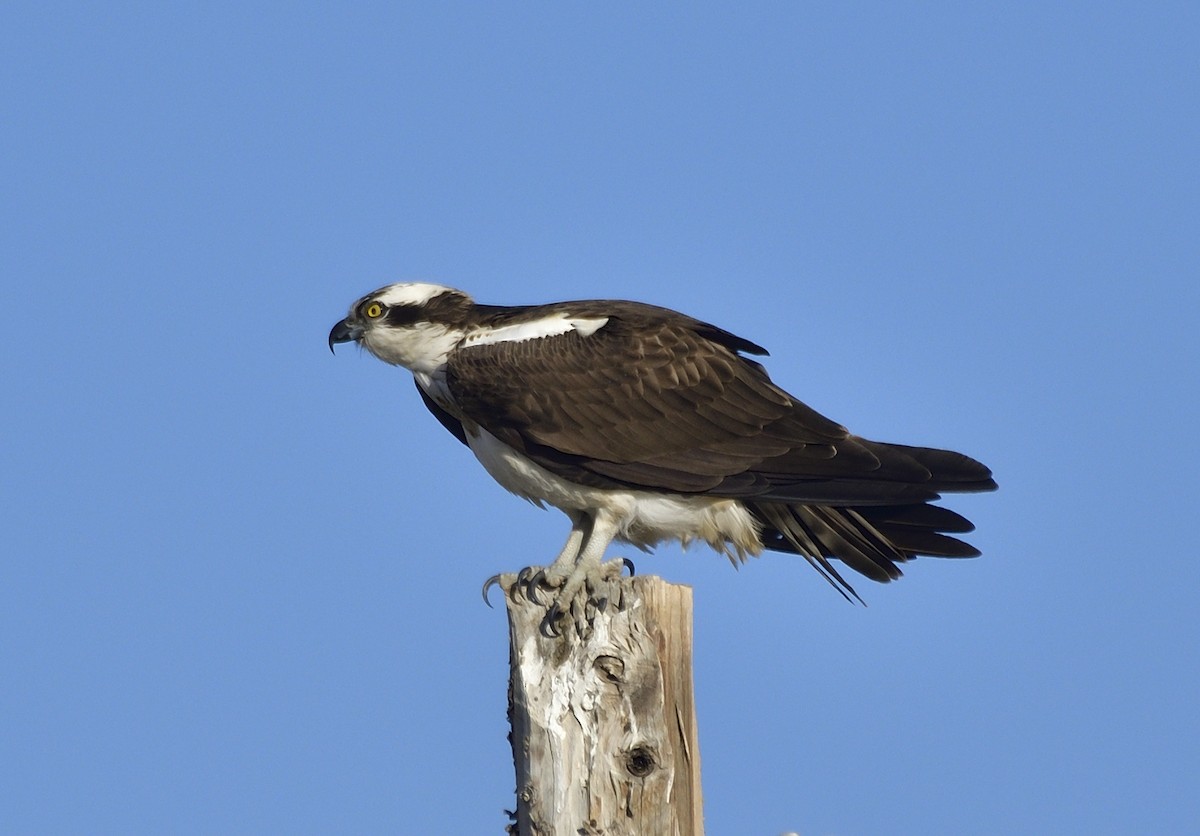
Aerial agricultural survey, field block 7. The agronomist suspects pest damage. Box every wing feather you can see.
[444,306,995,504]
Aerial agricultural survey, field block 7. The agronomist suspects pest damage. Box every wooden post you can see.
[501,574,703,836]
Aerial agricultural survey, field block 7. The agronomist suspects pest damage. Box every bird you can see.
[329,282,996,629]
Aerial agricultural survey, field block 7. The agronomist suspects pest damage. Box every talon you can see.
[541,604,566,638]
[526,570,550,605]
[512,554,626,638]
[576,594,598,637]
[481,574,503,608]
[514,566,539,602]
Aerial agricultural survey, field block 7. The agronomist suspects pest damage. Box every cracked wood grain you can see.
[502,575,703,836]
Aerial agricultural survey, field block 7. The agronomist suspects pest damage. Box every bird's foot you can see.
[482,558,635,637]
[479,566,562,608]
[541,557,630,638]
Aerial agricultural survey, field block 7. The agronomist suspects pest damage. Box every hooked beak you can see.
[328,318,362,354]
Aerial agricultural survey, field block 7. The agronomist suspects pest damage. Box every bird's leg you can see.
[540,513,591,585]
[492,511,630,634]
[542,510,628,636]
[512,512,589,604]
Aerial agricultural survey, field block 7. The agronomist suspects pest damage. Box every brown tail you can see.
[751,499,987,603]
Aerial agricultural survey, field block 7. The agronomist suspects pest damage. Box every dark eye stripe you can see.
[384,305,422,327]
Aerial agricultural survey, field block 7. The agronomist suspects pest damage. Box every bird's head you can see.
[329,282,475,374]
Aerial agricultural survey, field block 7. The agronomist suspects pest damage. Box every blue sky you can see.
[3,3,1197,833]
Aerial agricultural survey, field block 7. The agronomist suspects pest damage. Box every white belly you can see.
[466,428,762,561]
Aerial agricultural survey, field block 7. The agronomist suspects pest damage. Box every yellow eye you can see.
[364,302,384,319]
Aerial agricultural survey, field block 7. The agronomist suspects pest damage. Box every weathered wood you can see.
[503,574,703,836]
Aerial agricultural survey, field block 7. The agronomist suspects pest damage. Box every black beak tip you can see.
[328,318,357,354]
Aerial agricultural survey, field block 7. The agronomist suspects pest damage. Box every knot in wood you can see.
[593,654,625,683]
[518,782,535,804]
[624,744,657,778]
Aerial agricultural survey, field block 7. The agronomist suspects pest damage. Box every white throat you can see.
[362,322,464,376]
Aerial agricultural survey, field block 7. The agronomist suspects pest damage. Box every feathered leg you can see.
[543,509,628,635]
[487,509,630,635]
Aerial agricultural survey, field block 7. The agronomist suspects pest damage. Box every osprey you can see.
[329,283,996,622]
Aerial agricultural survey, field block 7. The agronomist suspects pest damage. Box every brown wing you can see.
[444,306,993,502]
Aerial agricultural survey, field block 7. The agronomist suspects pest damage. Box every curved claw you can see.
[622,557,636,577]
[481,574,503,608]
[525,570,550,605]
[514,566,540,603]
[512,566,553,605]
[541,603,566,638]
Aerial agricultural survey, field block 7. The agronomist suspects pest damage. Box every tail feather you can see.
[751,496,988,600]
[867,441,997,493]
[862,502,977,533]
[871,527,981,558]
[752,503,866,604]
[753,441,996,504]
